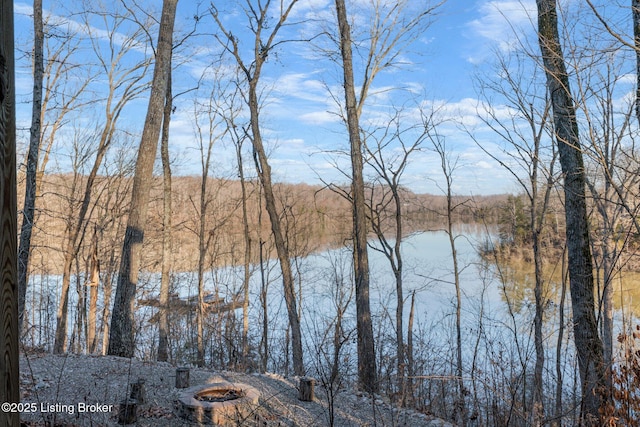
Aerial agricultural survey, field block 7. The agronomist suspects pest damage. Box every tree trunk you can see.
[235,136,251,366]
[54,252,74,353]
[0,0,20,422]
[601,237,613,382]
[18,0,44,331]
[196,176,207,367]
[407,290,416,406]
[101,261,114,355]
[87,230,99,354]
[74,257,86,353]
[248,81,304,376]
[193,83,220,369]
[587,180,616,390]
[259,238,268,373]
[554,247,568,425]
[211,0,304,377]
[392,187,405,403]
[536,0,607,422]
[334,0,377,394]
[633,0,640,123]
[531,143,549,425]
[109,0,178,357]
[532,220,545,425]
[445,172,467,426]
[157,65,173,363]
[53,99,124,354]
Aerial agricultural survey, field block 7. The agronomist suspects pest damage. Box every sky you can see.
[12,0,632,196]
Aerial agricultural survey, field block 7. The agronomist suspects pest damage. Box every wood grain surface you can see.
[0,0,20,424]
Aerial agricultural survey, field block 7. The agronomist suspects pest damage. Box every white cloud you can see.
[476,160,494,170]
[466,0,536,63]
[280,138,307,150]
[16,1,153,56]
[300,110,340,125]
[14,2,32,15]
[272,72,329,104]
[292,0,332,17]
[618,73,636,85]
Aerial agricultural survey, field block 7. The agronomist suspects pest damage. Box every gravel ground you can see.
[18,352,455,426]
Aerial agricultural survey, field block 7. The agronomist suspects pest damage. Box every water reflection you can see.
[489,254,640,319]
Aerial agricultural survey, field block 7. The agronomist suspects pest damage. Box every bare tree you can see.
[86,226,99,353]
[17,0,44,331]
[16,7,96,342]
[18,8,97,351]
[53,4,152,354]
[579,1,640,232]
[257,197,272,373]
[235,128,252,368]
[430,133,467,426]
[473,48,558,424]
[634,0,640,123]
[311,246,354,427]
[564,0,640,395]
[190,76,228,367]
[155,7,199,362]
[536,0,607,421]
[364,106,429,402]
[33,15,94,200]
[406,289,416,406]
[157,58,173,362]
[94,158,134,355]
[210,0,305,376]
[584,0,640,125]
[334,0,378,393]
[221,82,253,367]
[330,0,442,393]
[577,57,639,389]
[109,0,178,358]
[0,0,19,422]
[555,243,569,423]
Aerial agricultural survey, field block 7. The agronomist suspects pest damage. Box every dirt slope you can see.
[18,353,454,426]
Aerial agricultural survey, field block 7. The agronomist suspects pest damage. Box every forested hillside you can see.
[25,173,505,275]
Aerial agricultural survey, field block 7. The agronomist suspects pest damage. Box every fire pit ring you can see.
[178,382,260,425]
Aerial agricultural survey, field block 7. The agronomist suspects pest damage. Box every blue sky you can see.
[12,0,599,195]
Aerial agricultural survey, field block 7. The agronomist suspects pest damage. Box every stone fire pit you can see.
[178,382,260,425]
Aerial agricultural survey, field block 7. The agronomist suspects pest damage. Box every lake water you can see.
[32,229,635,422]
[25,228,578,369]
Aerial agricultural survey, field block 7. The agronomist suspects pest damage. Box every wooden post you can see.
[176,367,190,388]
[130,378,146,404]
[0,1,20,426]
[298,377,315,402]
[118,398,137,425]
